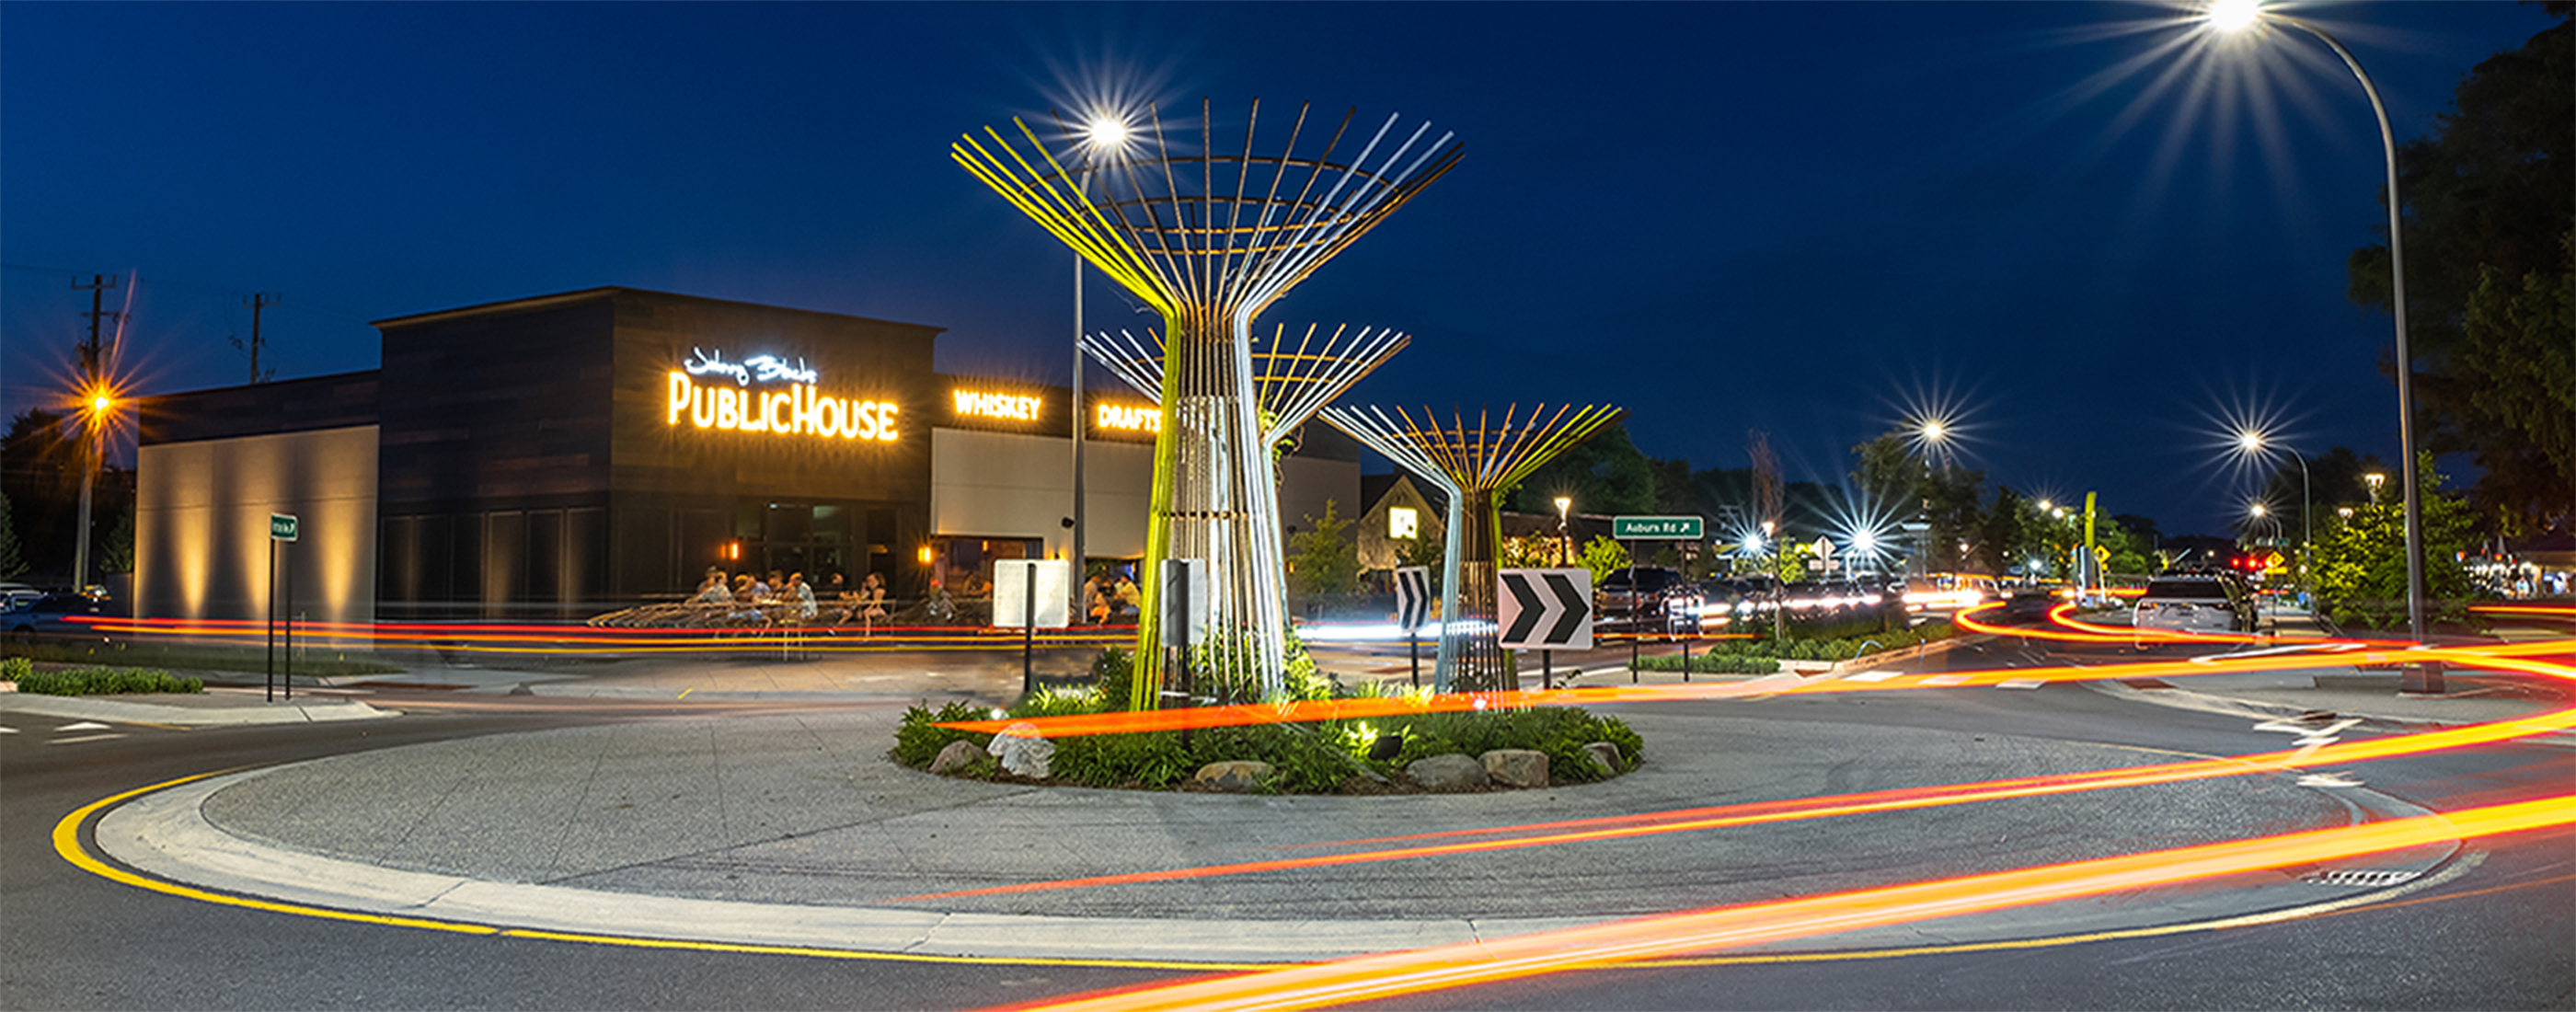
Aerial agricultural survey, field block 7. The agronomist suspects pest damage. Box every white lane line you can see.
[50,733,126,745]
[0,726,18,734]
[55,721,111,732]
[1995,679,2046,690]
[1919,673,1972,687]
[1846,670,1904,683]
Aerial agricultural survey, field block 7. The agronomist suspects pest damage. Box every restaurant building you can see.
[132,287,1357,627]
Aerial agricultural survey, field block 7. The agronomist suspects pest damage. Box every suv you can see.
[2132,575,2255,636]
[1596,567,1703,633]
[3,591,107,648]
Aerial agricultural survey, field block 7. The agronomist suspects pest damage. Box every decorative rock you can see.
[990,722,1055,778]
[1581,742,1625,776]
[929,740,988,775]
[1480,749,1550,788]
[1192,760,1273,792]
[1406,753,1489,792]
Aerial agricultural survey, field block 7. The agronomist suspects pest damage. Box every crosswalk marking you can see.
[1996,678,2046,690]
[55,721,111,732]
[0,726,18,734]
[1919,673,1972,686]
[50,733,125,745]
[1845,670,1903,683]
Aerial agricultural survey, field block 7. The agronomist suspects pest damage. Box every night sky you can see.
[3,2,2554,538]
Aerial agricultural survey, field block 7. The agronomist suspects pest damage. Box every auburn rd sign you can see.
[1612,515,1703,539]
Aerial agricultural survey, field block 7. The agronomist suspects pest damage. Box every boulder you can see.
[1406,753,1489,792]
[1192,760,1274,792]
[990,722,1055,778]
[1581,742,1625,776]
[928,740,989,775]
[1480,749,1550,788]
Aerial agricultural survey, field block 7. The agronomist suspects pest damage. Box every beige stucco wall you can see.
[929,427,1359,563]
[136,426,378,636]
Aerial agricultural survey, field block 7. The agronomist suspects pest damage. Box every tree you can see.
[2310,454,2480,629]
[1285,500,1360,599]
[2346,7,2574,529]
[1512,420,1654,516]
[1577,535,1629,585]
[0,490,24,581]
[100,501,134,575]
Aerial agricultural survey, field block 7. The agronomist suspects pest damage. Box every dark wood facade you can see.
[370,288,941,616]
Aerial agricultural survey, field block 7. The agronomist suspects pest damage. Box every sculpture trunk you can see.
[1132,316,1291,704]
[1448,489,1516,692]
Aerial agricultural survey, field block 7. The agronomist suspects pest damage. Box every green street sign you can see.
[270,513,299,542]
[1612,515,1703,539]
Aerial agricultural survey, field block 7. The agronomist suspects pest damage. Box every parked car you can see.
[1596,567,1703,633]
[0,582,40,611]
[2131,575,2255,636]
[3,592,107,648]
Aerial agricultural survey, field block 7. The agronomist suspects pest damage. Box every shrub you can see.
[1092,647,1135,709]
[13,666,201,696]
[3,656,29,683]
[891,700,998,767]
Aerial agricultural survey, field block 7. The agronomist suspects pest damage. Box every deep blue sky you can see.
[3,2,2554,537]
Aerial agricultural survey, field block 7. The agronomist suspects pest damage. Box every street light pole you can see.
[2270,10,2432,680]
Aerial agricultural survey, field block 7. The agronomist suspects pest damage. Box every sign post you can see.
[268,513,298,702]
[1393,567,1430,688]
[1499,568,1593,691]
[1610,517,1702,682]
[993,559,1071,697]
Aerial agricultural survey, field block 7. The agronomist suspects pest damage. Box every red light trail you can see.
[1013,797,2575,1011]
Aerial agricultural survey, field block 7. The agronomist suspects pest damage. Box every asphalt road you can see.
[4,619,2570,1010]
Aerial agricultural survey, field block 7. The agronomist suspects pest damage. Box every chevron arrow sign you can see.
[1498,568,1593,650]
[1393,566,1432,631]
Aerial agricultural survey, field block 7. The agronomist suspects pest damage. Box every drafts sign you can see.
[1393,566,1432,632]
[1613,515,1703,539]
[1498,568,1593,650]
[270,513,299,542]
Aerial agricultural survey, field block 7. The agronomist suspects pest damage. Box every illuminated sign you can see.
[666,350,897,442]
[1096,403,1161,433]
[684,347,818,386]
[1389,506,1419,539]
[953,389,1043,421]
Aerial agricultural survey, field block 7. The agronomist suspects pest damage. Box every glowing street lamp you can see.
[69,381,119,594]
[2363,471,2386,503]
[2232,428,2311,595]
[2200,0,2431,666]
[1067,110,1137,621]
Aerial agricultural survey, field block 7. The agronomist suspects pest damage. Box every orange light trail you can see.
[1015,797,2576,1011]
[895,702,2576,903]
[74,615,1135,655]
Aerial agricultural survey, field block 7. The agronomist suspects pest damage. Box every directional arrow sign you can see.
[1612,515,1702,539]
[1393,566,1432,631]
[1498,568,1593,650]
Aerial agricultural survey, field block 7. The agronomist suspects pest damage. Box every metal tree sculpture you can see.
[956,99,1461,703]
[1081,323,1409,704]
[1320,404,1622,692]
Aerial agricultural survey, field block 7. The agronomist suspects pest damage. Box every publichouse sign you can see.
[665,347,900,442]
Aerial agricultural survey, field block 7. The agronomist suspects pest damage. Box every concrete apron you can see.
[91,722,2463,965]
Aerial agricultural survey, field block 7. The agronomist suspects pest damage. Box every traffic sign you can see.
[270,513,299,542]
[1612,515,1703,539]
[1393,567,1432,630]
[1498,568,1593,650]
[992,559,1070,628]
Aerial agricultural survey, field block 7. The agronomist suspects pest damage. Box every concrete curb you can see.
[0,692,390,727]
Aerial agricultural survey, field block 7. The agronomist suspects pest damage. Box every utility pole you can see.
[243,293,279,383]
[69,275,121,595]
